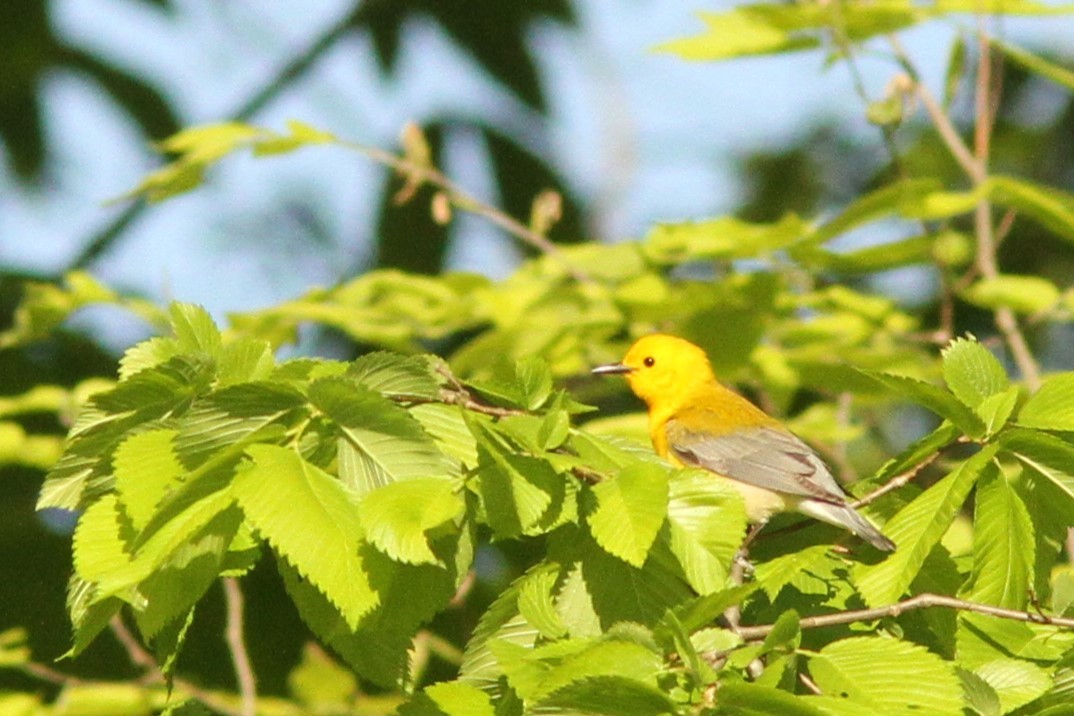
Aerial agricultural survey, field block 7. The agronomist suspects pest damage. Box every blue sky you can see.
[4,1,1074,349]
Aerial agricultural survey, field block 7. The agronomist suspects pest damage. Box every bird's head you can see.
[592,334,715,406]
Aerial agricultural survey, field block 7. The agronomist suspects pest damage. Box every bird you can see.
[592,334,895,552]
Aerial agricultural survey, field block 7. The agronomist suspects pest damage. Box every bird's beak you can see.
[591,362,634,376]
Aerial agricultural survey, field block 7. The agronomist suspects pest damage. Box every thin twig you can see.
[223,578,257,716]
[850,450,942,509]
[729,592,1074,642]
[110,616,242,716]
[799,672,824,696]
[342,138,591,283]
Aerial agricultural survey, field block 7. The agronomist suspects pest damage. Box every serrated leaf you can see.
[347,352,440,400]
[516,356,553,411]
[471,418,565,537]
[169,302,222,356]
[357,478,463,565]
[1002,428,1074,507]
[278,556,412,688]
[535,675,678,715]
[410,403,476,467]
[175,382,304,466]
[113,428,183,531]
[753,544,834,601]
[942,338,1009,410]
[118,337,181,379]
[73,494,132,584]
[560,532,694,629]
[401,681,495,716]
[588,463,669,567]
[809,637,962,715]
[506,637,662,703]
[964,470,1034,609]
[233,445,377,629]
[975,659,1052,714]
[217,338,275,386]
[854,445,998,606]
[134,506,241,639]
[977,387,1019,436]
[518,563,568,640]
[1018,374,1074,430]
[666,469,746,594]
[858,369,984,436]
[310,376,453,495]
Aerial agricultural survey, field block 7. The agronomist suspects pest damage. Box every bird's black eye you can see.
[643,356,655,367]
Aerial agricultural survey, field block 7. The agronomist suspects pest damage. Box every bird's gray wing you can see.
[665,420,848,504]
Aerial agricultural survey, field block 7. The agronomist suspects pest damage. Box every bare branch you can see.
[729,592,1074,641]
[223,578,257,716]
[341,136,592,283]
[110,615,243,716]
[851,449,942,509]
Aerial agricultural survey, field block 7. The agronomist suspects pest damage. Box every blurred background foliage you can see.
[3,0,1074,710]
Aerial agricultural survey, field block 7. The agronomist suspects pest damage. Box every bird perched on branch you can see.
[592,334,895,552]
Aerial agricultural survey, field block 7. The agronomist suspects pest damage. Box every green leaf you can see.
[992,39,1074,92]
[347,352,440,400]
[941,337,1009,410]
[309,376,453,495]
[806,178,942,247]
[410,403,477,468]
[809,636,963,715]
[518,563,569,640]
[400,681,496,716]
[515,356,553,411]
[1018,374,1074,430]
[999,429,1074,510]
[471,418,566,538]
[278,556,414,688]
[986,175,1074,246]
[854,445,998,606]
[977,387,1020,437]
[554,530,695,630]
[217,337,275,386]
[792,234,935,274]
[715,682,827,716]
[169,302,222,357]
[666,469,746,594]
[113,429,184,531]
[175,381,304,466]
[535,675,678,715]
[501,635,662,704]
[233,445,377,628]
[134,506,242,639]
[643,213,805,261]
[357,478,463,565]
[962,276,1060,315]
[753,544,834,601]
[975,659,1052,714]
[964,470,1034,609]
[858,368,985,436]
[588,463,670,567]
[73,494,132,584]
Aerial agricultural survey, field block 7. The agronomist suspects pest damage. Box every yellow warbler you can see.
[593,334,895,552]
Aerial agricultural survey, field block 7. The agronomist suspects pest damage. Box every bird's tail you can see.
[798,500,896,552]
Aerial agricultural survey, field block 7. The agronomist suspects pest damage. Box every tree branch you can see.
[110,616,243,716]
[894,30,1041,390]
[727,592,1074,642]
[340,132,591,283]
[223,578,257,716]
